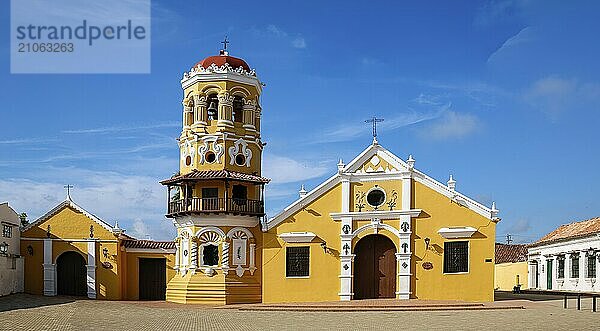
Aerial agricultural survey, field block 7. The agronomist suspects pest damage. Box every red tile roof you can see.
[196,54,250,71]
[160,169,270,185]
[495,243,528,264]
[122,240,175,250]
[531,217,600,247]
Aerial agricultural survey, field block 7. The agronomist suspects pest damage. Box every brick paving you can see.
[1,294,600,331]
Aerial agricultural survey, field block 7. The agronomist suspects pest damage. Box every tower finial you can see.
[365,116,384,144]
[220,36,229,56]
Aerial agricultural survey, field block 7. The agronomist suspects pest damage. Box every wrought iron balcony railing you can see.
[167,197,264,217]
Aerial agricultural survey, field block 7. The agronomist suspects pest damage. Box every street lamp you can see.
[0,242,8,255]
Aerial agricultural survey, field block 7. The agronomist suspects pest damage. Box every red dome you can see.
[195,53,250,71]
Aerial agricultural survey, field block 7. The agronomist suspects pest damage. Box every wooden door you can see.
[354,235,397,299]
[139,258,166,300]
[56,251,87,296]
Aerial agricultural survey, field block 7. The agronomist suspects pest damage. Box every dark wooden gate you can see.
[353,234,397,299]
[139,258,166,300]
[56,251,87,296]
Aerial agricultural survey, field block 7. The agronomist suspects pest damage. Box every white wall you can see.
[0,256,24,296]
[528,235,600,292]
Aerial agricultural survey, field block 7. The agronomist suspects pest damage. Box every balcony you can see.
[167,197,264,217]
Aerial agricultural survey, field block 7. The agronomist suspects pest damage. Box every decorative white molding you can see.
[228,138,253,167]
[174,214,259,228]
[437,227,477,239]
[279,232,317,243]
[330,209,422,221]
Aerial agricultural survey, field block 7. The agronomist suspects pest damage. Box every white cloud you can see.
[420,111,481,140]
[263,154,329,184]
[292,37,306,49]
[523,76,600,118]
[0,167,175,240]
[62,122,179,134]
[487,26,533,62]
[266,24,288,38]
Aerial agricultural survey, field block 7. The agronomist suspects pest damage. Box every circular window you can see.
[205,151,216,163]
[366,187,386,208]
[185,155,192,166]
[235,154,246,166]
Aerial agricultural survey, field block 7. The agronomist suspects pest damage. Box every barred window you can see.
[557,258,565,279]
[571,254,579,278]
[202,244,219,266]
[444,241,469,273]
[2,225,11,238]
[587,255,596,278]
[286,246,309,277]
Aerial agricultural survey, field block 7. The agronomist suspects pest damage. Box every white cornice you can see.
[125,248,176,254]
[174,214,259,228]
[181,72,262,92]
[330,209,422,221]
[437,227,478,239]
[278,232,317,243]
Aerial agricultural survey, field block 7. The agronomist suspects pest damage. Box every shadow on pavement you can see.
[0,293,79,312]
[495,290,564,302]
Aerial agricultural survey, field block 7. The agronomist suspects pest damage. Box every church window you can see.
[443,241,468,273]
[235,154,246,166]
[202,244,219,266]
[571,253,580,278]
[366,187,386,208]
[205,151,216,163]
[202,188,219,210]
[286,246,309,277]
[233,96,244,123]
[557,257,565,279]
[2,225,11,238]
[587,255,596,278]
[207,94,219,121]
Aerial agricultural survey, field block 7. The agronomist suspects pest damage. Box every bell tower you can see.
[161,41,269,304]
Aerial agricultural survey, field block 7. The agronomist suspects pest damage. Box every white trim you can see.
[331,209,422,221]
[23,199,115,233]
[175,214,259,228]
[438,227,478,239]
[181,72,262,92]
[226,227,254,239]
[125,248,176,254]
[21,237,118,243]
[279,232,316,243]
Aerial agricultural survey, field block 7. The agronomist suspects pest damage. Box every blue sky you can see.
[1,1,599,242]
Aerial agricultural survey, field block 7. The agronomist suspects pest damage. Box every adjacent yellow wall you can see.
[495,262,528,291]
[262,184,342,303]
[412,181,496,302]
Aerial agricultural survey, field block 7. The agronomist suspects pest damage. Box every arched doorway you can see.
[56,251,87,296]
[353,234,397,299]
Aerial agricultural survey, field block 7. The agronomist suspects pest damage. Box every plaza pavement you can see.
[1,293,600,330]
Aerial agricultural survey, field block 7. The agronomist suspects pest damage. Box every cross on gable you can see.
[221,36,229,51]
[365,116,384,142]
[64,184,73,200]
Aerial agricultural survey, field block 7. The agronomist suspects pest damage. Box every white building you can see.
[528,217,600,293]
[0,202,24,296]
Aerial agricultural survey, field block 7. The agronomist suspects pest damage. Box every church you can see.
[20,45,500,304]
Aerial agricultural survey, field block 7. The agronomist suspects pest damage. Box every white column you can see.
[397,171,412,299]
[86,239,97,299]
[579,252,585,285]
[190,240,198,273]
[249,243,256,275]
[540,257,547,290]
[339,216,354,301]
[42,238,56,296]
[221,241,230,274]
[174,242,180,273]
[341,178,350,213]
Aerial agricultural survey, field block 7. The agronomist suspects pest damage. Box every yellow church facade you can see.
[263,141,500,302]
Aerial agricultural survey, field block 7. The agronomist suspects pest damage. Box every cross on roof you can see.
[221,36,229,51]
[365,116,384,142]
[64,184,73,200]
